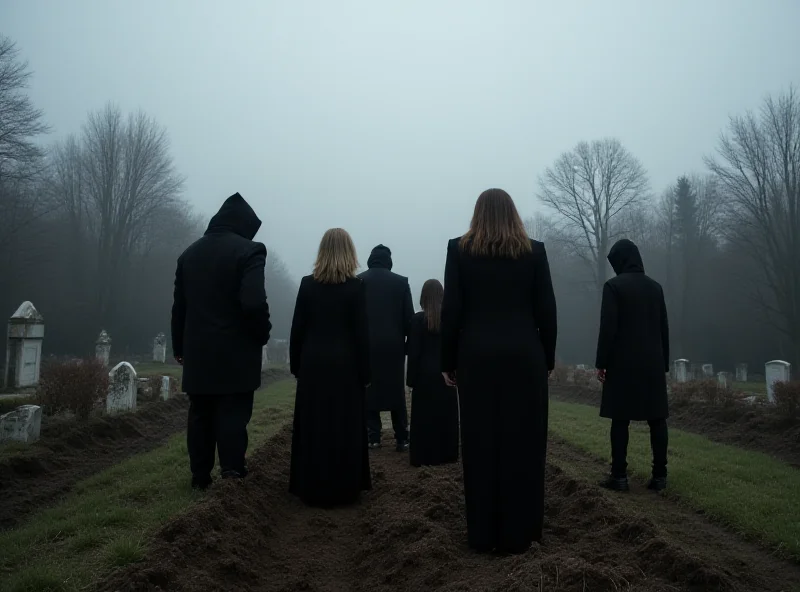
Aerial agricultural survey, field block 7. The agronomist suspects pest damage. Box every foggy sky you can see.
[2,0,799,302]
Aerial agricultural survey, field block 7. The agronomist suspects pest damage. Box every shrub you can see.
[36,358,109,420]
[549,364,569,384]
[773,381,800,420]
[670,378,737,408]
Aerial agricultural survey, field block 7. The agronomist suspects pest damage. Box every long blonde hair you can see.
[460,188,532,258]
[313,228,359,284]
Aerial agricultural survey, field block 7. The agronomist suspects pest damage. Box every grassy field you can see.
[0,379,296,592]
[133,362,184,379]
[733,380,767,396]
[549,400,800,559]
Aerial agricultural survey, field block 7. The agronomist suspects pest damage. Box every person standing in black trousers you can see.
[595,238,670,492]
[441,189,557,555]
[171,192,271,490]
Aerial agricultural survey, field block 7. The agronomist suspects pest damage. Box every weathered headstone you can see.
[268,339,290,365]
[717,371,732,388]
[765,360,791,404]
[261,344,269,370]
[160,376,171,400]
[152,333,166,363]
[96,330,111,367]
[690,363,702,381]
[576,364,587,371]
[673,359,689,383]
[736,363,748,383]
[107,361,137,414]
[702,363,714,377]
[4,301,45,389]
[0,404,42,443]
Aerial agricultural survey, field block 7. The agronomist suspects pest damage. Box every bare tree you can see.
[706,86,800,365]
[538,138,650,294]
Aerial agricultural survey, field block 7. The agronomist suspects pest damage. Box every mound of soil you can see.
[551,385,800,467]
[0,368,291,530]
[100,426,800,592]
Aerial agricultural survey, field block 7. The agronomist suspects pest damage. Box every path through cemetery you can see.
[101,423,800,592]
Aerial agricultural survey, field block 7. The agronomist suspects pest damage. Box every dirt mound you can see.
[0,368,291,530]
[100,426,799,592]
[551,385,800,467]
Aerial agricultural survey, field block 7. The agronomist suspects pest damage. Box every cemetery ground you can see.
[2,379,800,591]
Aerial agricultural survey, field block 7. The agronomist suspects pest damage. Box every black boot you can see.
[647,476,667,492]
[191,474,213,491]
[600,474,630,492]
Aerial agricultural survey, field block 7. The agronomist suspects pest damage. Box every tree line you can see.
[529,86,800,371]
[0,35,298,360]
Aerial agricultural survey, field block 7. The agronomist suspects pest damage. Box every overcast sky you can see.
[2,0,799,299]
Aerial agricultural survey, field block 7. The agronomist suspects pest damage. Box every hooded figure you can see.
[171,192,271,489]
[358,244,415,450]
[595,238,669,492]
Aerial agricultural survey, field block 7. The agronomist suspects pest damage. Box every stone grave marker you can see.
[717,371,732,388]
[160,376,171,400]
[107,361,137,414]
[0,404,42,443]
[765,360,791,404]
[4,301,45,389]
[262,344,269,370]
[153,333,167,363]
[736,363,748,383]
[702,363,714,377]
[673,359,689,383]
[96,330,111,367]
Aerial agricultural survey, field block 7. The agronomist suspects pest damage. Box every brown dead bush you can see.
[773,381,800,419]
[670,379,737,408]
[35,358,109,420]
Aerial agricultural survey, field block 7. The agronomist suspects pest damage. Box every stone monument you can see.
[4,301,45,389]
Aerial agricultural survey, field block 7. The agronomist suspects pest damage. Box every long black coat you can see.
[289,275,372,506]
[357,245,414,412]
[171,193,271,395]
[595,239,670,421]
[407,312,459,467]
[441,237,557,553]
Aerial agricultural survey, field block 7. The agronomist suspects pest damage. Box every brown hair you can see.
[460,188,532,258]
[419,279,444,332]
[313,228,359,284]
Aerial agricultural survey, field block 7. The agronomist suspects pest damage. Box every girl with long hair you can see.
[407,278,459,467]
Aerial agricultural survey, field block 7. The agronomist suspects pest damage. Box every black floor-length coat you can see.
[407,311,459,467]
[357,245,415,412]
[441,237,557,553]
[595,239,670,421]
[289,275,372,506]
[171,192,272,395]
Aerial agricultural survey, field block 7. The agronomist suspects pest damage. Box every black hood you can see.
[607,239,645,275]
[205,192,261,240]
[367,244,393,270]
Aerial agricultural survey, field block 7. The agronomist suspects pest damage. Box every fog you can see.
[1,1,799,368]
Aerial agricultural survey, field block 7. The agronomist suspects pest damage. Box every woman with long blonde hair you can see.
[289,228,372,506]
[407,279,459,467]
[441,188,557,554]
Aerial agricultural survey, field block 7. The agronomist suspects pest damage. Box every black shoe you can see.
[191,475,212,490]
[221,468,248,480]
[396,440,409,452]
[647,476,667,492]
[600,475,630,492]
[368,442,381,450]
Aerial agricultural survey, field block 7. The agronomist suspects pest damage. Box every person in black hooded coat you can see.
[595,238,670,492]
[358,245,415,451]
[171,192,272,489]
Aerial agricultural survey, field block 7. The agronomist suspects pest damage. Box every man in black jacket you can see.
[595,239,670,492]
[358,245,415,451]
[171,192,271,490]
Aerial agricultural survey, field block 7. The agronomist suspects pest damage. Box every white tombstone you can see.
[576,364,587,371]
[261,344,269,370]
[152,333,167,363]
[702,364,714,377]
[717,371,731,388]
[4,302,45,389]
[160,376,171,400]
[96,330,111,367]
[106,361,137,414]
[673,359,689,383]
[765,360,791,404]
[736,363,748,383]
[0,404,42,443]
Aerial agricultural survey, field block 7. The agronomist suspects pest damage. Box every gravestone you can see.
[268,339,290,365]
[765,360,791,404]
[717,371,732,388]
[576,364,587,371]
[4,301,45,388]
[690,363,702,380]
[566,367,576,383]
[736,363,748,383]
[160,376,171,400]
[96,330,111,367]
[0,404,42,443]
[261,344,269,370]
[702,364,714,377]
[673,359,689,383]
[107,361,137,414]
[152,333,166,363]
